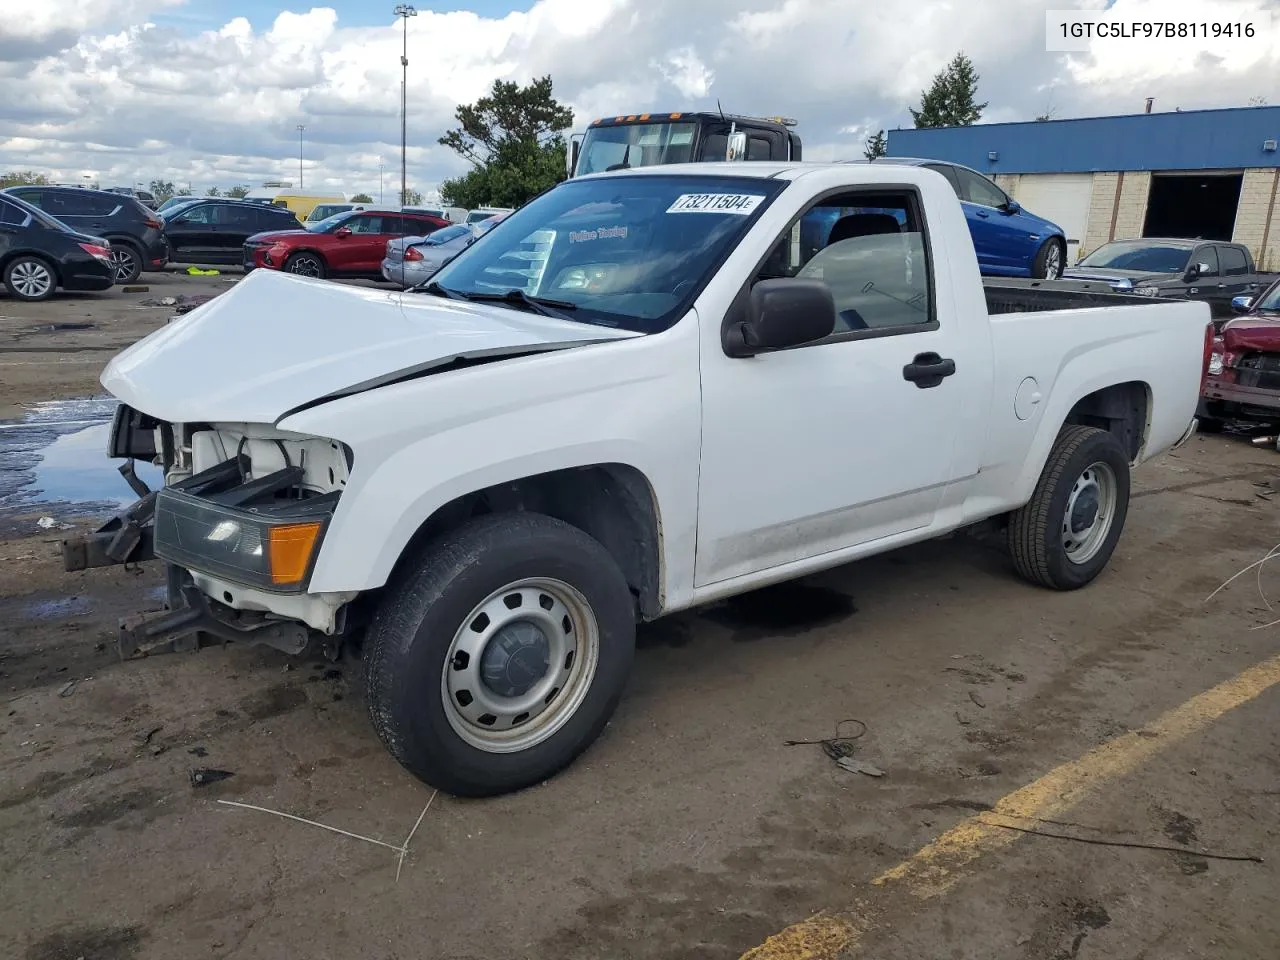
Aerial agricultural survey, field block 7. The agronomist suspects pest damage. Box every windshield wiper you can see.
[462,288,578,318]
[412,279,462,298]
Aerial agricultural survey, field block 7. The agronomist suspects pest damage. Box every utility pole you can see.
[297,124,306,188]
[378,156,385,203]
[394,4,417,206]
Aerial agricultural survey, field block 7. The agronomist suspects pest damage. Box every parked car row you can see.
[0,191,116,300]
[242,208,451,280]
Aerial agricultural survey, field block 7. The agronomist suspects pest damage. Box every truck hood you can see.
[1061,267,1169,285]
[102,268,639,424]
[1221,313,1280,352]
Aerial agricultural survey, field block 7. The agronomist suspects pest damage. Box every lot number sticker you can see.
[666,193,764,215]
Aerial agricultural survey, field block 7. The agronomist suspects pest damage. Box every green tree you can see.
[149,180,175,202]
[909,52,988,128]
[205,186,221,197]
[350,192,373,203]
[226,184,250,198]
[863,129,887,161]
[0,170,49,188]
[438,75,574,210]
[401,188,423,206]
[176,186,192,196]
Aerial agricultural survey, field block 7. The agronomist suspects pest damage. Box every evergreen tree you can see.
[909,53,988,128]
[863,129,887,161]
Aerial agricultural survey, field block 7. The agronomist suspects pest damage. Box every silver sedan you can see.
[381,213,506,288]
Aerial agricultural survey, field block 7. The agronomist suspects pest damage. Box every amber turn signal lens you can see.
[266,522,323,585]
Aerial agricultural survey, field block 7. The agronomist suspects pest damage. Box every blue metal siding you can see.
[886,106,1280,174]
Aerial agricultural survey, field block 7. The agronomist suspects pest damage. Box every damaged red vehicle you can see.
[1199,278,1280,430]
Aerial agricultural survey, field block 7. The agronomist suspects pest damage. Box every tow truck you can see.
[566,111,801,178]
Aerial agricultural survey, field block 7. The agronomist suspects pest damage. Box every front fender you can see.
[278,327,701,603]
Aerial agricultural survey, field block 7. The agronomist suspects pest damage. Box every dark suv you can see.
[161,200,301,266]
[0,185,167,283]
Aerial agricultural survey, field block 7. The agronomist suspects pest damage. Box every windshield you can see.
[1078,241,1192,272]
[576,122,698,175]
[305,211,357,233]
[418,223,471,246]
[1255,279,1280,312]
[308,204,352,221]
[425,174,782,333]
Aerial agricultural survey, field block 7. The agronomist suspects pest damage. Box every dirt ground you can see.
[2,274,1279,960]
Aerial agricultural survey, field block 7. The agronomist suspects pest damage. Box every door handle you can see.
[903,352,956,388]
[974,210,989,219]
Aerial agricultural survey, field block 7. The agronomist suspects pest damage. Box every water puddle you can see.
[23,596,94,619]
[0,396,163,526]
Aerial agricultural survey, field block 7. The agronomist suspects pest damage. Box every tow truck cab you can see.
[567,112,802,178]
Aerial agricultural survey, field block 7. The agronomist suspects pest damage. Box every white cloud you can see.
[0,0,1276,197]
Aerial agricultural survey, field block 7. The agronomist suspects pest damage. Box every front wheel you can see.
[1032,238,1066,279]
[284,252,326,279]
[1008,425,1131,590]
[364,513,636,797]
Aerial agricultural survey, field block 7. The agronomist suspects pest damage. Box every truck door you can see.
[697,124,784,162]
[694,186,979,586]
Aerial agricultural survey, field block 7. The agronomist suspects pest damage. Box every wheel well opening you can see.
[1064,381,1150,461]
[392,464,663,620]
[1,251,60,282]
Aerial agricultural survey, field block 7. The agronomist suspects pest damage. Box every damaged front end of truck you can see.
[63,402,357,660]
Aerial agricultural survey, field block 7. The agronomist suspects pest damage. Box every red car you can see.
[242,209,448,280]
[1200,277,1280,430]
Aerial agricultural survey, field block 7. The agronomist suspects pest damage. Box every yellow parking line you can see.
[738,653,1280,959]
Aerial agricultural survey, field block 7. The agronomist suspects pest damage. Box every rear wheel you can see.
[1008,425,1130,590]
[284,252,326,279]
[107,241,143,284]
[3,256,57,301]
[364,512,636,797]
[1032,238,1066,279]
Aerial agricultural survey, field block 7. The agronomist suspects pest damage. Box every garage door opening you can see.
[1142,172,1242,241]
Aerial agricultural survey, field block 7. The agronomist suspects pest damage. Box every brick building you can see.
[886,105,1280,269]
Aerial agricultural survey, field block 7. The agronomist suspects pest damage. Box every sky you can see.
[0,0,1276,199]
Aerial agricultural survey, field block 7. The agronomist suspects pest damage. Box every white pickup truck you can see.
[65,162,1209,797]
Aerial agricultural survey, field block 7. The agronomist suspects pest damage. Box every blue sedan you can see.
[839,157,1067,279]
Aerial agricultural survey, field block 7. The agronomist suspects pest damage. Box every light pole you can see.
[378,156,385,203]
[393,4,416,206]
[297,124,306,189]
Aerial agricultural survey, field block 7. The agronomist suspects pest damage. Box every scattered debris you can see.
[58,680,77,698]
[955,712,972,726]
[150,743,166,757]
[188,746,208,758]
[186,266,220,276]
[36,516,71,531]
[969,691,986,709]
[836,757,885,777]
[1016,934,1032,946]
[121,285,150,293]
[216,791,438,882]
[978,818,1263,863]
[134,726,163,747]
[190,768,235,787]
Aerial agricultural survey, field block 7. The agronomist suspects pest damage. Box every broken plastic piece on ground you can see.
[836,757,885,777]
[120,285,149,293]
[190,768,235,787]
[37,516,71,530]
[186,266,221,276]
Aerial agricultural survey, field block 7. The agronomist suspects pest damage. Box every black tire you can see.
[1008,425,1130,590]
[1032,237,1066,279]
[107,240,143,284]
[364,512,636,797]
[284,251,327,279]
[3,255,58,301]
[1195,399,1226,433]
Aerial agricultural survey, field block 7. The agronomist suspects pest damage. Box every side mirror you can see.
[567,135,583,177]
[724,278,836,357]
[334,227,352,238]
[1002,198,1020,214]
[726,131,748,162]
[1184,261,1209,282]
[1231,295,1254,314]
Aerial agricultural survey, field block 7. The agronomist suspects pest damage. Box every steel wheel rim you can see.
[289,256,321,277]
[441,577,600,754]
[1062,461,1117,564]
[109,249,136,282]
[11,260,52,297]
[1045,243,1062,278]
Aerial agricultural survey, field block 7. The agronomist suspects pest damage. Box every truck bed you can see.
[984,278,1154,316]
